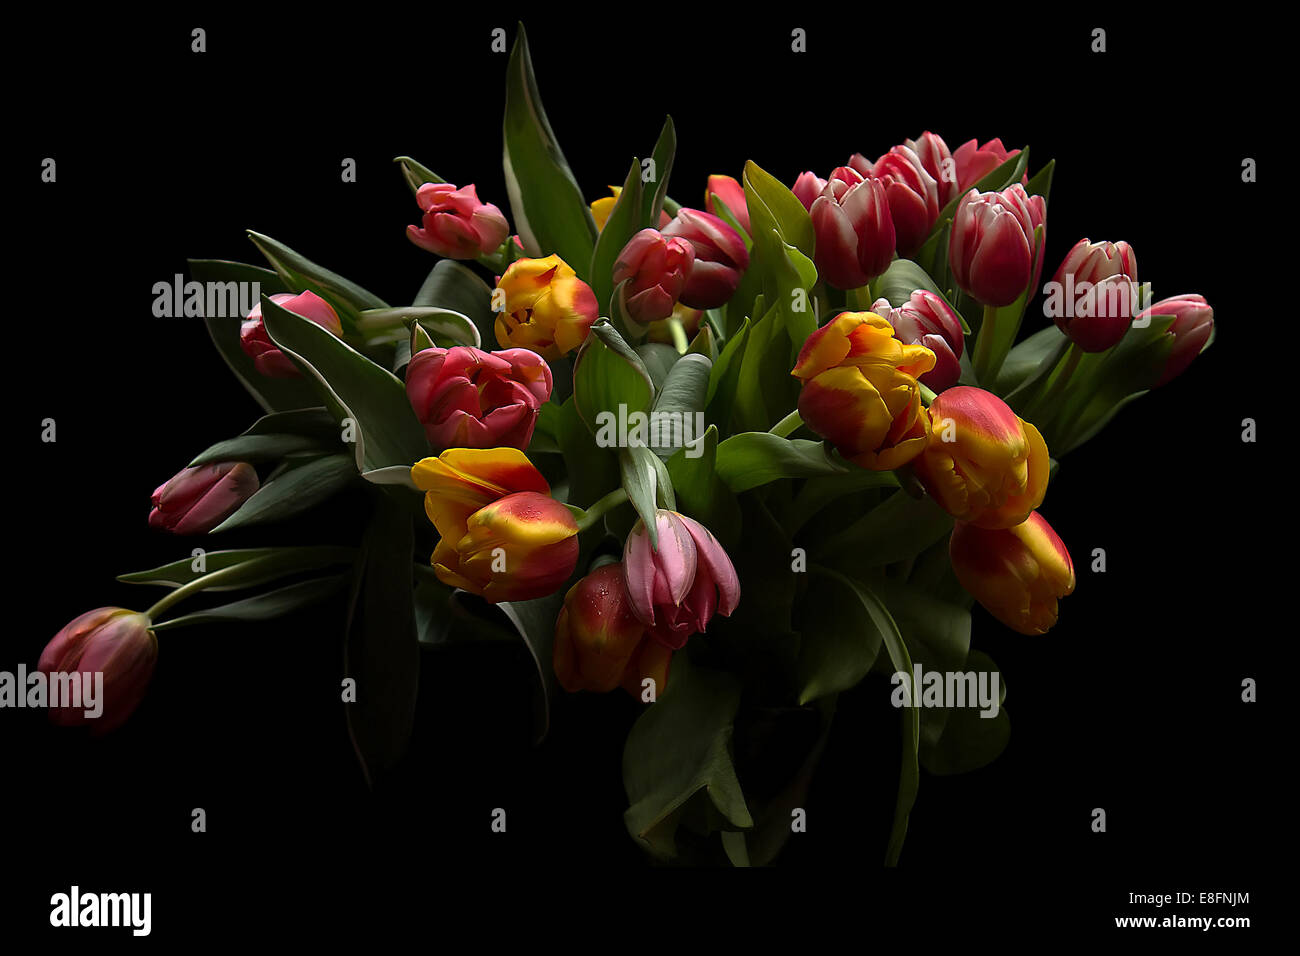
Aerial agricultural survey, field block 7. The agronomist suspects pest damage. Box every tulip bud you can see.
[705,174,751,234]
[949,184,1046,307]
[149,461,259,534]
[872,291,965,392]
[612,229,696,326]
[406,345,552,451]
[407,182,509,259]
[622,510,740,649]
[871,145,942,259]
[791,311,936,469]
[240,291,343,378]
[1048,239,1139,352]
[949,512,1075,635]
[39,607,157,733]
[494,255,599,360]
[809,167,896,289]
[904,131,959,206]
[1136,294,1214,386]
[952,138,1022,192]
[913,386,1049,529]
[792,171,828,211]
[661,209,750,310]
[552,562,667,695]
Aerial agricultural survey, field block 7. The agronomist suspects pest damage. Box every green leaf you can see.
[212,454,357,532]
[357,306,480,349]
[715,432,847,493]
[665,425,741,549]
[919,650,1010,775]
[998,323,1070,396]
[705,315,750,425]
[394,155,445,197]
[497,589,567,743]
[795,571,885,704]
[152,575,348,631]
[818,489,953,566]
[118,546,356,591]
[260,295,431,471]
[590,160,645,316]
[502,24,597,272]
[1024,158,1055,207]
[742,159,814,259]
[572,321,655,434]
[247,230,388,329]
[413,259,497,349]
[623,655,753,860]
[650,353,711,459]
[619,444,674,547]
[642,116,676,227]
[239,407,340,439]
[189,432,329,468]
[635,343,680,390]
[873,259,965,332]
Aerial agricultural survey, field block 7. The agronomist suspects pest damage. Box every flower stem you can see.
[575,488,629,532]
[919,383,937,406]
[667,317,689,354]
[143,555,282,622]
[769,409,804,438]
[972,303,999,386]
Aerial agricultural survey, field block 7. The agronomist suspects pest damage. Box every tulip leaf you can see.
[998,323,1069,396]
[919,650,1010,775]
[572,320,655,435]
[189,432,332,468]
[118,546,356,591]
[623,654,753,861]
[496,588,567,744]
[239,407,341,440]
[635,343,680,390]
[643,116,677,228]
[818,489,953,566]
[247,230,389,331]
[705,316,750,426]
[665,425,741,550]
[782,467,900,536]
[212,454,357,532]
[357,306,480,349]
[151,574,349,632]
[650,353,712,460]
[393,154,446,198]
[589,159,645,318]
[742,159,814,259]
[873,259,965,333]
[795,570,886,705]
[502,23,598,273]
[260,294,431,472]
[619,444,675,548]
[708,194,753,251]
[344,489,420,786]
[187,259,321,414]
[1025,158,1055,207]
[715,432,847,493]
[413,259,497,349]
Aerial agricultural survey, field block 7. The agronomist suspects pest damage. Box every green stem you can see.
[918,384,937,406]
[667,316,689,354]
[769,409,804,438]
[972,303,998,386]
[1033,342,1083,418]
[144,555,282,622]
[575,488,629,532]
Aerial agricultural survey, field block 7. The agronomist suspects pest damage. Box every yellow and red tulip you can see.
[912,386,1049,529]
[591,186,671,232]
[494,255,599,361]
[791,311,936,470]
[949,511,1075,635]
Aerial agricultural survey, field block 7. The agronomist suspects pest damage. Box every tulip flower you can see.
[622,510,740,650]
[791,311,936,470]
[149,461,259,534]
[949,511,1075,635]
[411,448,576,602]
[591,186,671,232]
[705,174,751,235]
[949,184,1046,307]
[872,291,965,392]
[904,131,959,206]
[868,145,942,259]
[612,228,696,326]
[792,171,828,211]
[952,138,1021,192]
[912,386,1049,529]
[809,167,896,289]
[494,254,599,360]
[406,182,509,259]
[39,607,157,733]
[1048,238,1139,352]
[1136,294,1215,386]
[240,291,343,378]
[552,562,671,696]
[405,345,552,451]
[661,209,750,309]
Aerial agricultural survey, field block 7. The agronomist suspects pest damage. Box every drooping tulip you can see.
[949,511,1075,635]
[661,209,750,309]
[240,290,343,378]
[705,174,751,234]
[405,345,552,450]
[612,229,696,326]
[791,311,936,470]
[949,184,1047,307]
[406,182,509,259]
[1048,238,1139,352]
[622,510,740,650]
[149,461,259,534]
[1136,294,1215,387]
[872,291,965,392]
[912,386,1049,529]
[38,607,157,733]
[494,255,599,360]
[809,167,895,289]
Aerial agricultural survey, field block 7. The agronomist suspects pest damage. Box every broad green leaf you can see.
[497,589,567,743]
[635,343,680,390]
[665,425,741,549]
[705,315,750,425]
[212,454,357,532]
[152,574,348,631]
[589,159,644,316]
[796,570,885,704]
[872,259,965,333]
[642,116,676,227]
[619,444,675,548]
[650,353,711,459]
[1025,158,1055,207]
[357,306,480,349]
[247,230,388,329]
[394,155,445,197]
[818,489,953,566]
[189,432,329,468]
[239,407,339,439]
[742,159,814,258]
[919,650,1010,775]
[715,432,847,493]
[572,321,655,434]
[118,547,355,591]
[413,259,497,349]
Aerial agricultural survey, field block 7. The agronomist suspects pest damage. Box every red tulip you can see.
[792,171,828,211]
[949,184,1046,307]
[705,174,751,234]
[407,182,509,259]
[952,138,1022,192]
[1048,238,1139,352]
[39,607,157,733]
[149,461,259,534]
[810,167,895,289]
[661,209,749,309]
[1136,294,1215,387]
[240,291,343,378]
[612,228,696,326]
[905,131,959,206]
[406,345,552,451]
[871,145,942,259]
[872,290,965,392]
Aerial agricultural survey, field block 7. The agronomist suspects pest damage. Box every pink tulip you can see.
[406,345,552,450]
[407,182,509,259]
[952,138,1022,192]
[949,184,1047,307]
[905,131,959,206]
[1048,238,1139,352]
[149,461,259,534]
[705,174,751,234]
[622,510,740,650]
[871,145,942,259]
[661,209,750,309]
[1136,294,1215,386]
[39,608,157,733]
[872,290,965,392]
[792,171,828,211]
[810,167,895,289]
[240,290,343,378]
[612,229,696,325]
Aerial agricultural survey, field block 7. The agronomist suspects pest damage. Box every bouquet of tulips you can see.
[39,25,1213,865]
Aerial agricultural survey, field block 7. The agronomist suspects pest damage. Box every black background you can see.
[6,10,1280,940]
